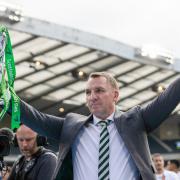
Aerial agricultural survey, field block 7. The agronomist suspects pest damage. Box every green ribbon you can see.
[0,25,20,129]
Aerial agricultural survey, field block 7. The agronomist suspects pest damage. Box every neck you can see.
[95,111,115,120]
[156,169,164,174]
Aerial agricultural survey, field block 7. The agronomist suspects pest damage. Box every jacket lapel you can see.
[113,108,124,134]
[54,113,91,179]
[114,108,135,150]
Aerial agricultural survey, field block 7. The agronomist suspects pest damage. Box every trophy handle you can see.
[0,33,6,84]
[0,33,6,58]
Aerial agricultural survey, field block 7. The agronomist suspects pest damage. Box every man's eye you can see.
[96,88,105,93]
[86,90,91,95]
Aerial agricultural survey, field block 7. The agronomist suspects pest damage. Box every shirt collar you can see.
[93,112,115,126]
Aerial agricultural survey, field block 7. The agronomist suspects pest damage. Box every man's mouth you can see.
[22,150,29,153]
[91,104,100,108]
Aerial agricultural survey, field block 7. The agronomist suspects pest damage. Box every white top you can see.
[72,112,140,180]
[156,170,179,180]
[177,171,180,179]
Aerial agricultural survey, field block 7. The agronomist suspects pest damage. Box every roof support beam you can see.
[2,17,180,72]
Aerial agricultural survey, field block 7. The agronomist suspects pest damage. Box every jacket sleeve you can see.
[20,100,64,140]
[141,77,180,132]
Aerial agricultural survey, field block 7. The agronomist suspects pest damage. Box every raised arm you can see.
[141,77,180,132]
[20,100,64,140]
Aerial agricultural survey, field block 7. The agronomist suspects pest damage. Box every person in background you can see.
[167,159,180,179]
[152,153,179,180]
[7,124,57,180]
[0,127,14,180]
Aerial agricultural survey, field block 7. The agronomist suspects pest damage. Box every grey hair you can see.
[88,72,119,90]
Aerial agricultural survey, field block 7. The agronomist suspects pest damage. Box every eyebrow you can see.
[17,136,36,140]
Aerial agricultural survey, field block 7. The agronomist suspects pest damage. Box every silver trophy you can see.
[0,33,6,83]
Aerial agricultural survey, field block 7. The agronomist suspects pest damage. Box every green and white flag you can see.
[0,25,20,130]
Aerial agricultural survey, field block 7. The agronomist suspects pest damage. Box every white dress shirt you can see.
[72,112,140,180]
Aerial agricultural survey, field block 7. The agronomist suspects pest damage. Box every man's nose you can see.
[22,140,28,147]
[90,91,97,99]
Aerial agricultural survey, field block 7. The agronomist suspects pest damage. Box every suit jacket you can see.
[19,77,180,180]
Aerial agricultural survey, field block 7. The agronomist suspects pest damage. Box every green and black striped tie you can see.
[98,120,110,180]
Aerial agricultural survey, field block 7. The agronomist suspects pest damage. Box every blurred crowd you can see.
[152,153,180,180]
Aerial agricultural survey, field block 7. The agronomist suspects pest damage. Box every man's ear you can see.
[114,90,119,103]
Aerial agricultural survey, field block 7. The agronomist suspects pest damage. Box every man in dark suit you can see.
[12,72,180,180]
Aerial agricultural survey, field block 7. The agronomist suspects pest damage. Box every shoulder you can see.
[164,170,179,178]
[65,112,88,125]
[35,148,57,168]
[115,105,142,119]
[38,148,57,163]
[66,112,87,120]
[39,148,57,160]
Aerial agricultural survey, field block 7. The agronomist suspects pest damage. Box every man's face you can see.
[167,161,177,171]
[16,125,38,159]
[86,76,119,119]
[153,156,164,172]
